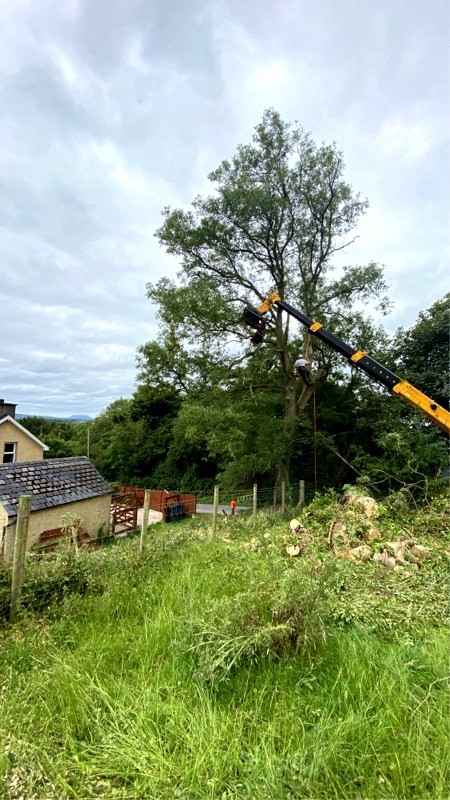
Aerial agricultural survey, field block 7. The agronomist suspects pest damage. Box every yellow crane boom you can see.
[243,292,450,435]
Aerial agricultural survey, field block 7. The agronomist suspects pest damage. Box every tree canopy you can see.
[18,113,447,498]
[393,293,449,410]
[140,109,390,489]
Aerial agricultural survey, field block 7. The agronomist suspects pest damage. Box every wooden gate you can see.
[117,487,197,518]
[113,487,197,533]
[112,493,138,533]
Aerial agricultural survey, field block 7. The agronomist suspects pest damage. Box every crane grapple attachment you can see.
[242,305,266,344]
[242,305,264,329]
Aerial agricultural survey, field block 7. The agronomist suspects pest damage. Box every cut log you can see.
[364,527,381,543]
[340,493,378,518]
[349,545,372,561]
[411,544,431,560]
[373,551,396,569]
[286,544,303,557]
[289,518,305,533]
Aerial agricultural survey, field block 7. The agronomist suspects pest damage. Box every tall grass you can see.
[1,510,449,799]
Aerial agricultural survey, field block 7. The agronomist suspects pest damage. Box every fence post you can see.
[281,481,286,514]
[139,489,150,557]
[253,483,258,516]
[298,480,305,509]
[212,485,219,536]
[9,495,31,623]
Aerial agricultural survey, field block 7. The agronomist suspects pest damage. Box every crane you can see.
[242,292,450,435]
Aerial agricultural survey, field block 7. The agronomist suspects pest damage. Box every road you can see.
[138,503,251,525]
[195,504,250,514]
[133,503,251,529]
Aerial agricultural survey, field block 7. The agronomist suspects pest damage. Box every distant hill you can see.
[16,414,92,423]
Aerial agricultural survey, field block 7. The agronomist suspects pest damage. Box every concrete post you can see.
[212,485,219,536]
[139,489,150,557]
[298,480,305,509]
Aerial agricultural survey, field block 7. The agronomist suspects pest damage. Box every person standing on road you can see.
[230,499,237,515]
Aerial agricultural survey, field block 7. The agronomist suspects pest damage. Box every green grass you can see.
[0,496,449,799]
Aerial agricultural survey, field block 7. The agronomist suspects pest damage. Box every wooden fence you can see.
[116,487,196,517]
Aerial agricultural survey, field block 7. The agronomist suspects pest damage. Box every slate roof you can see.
[0,457,112,517]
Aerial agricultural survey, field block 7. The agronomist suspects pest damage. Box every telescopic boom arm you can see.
[243,292,450,435]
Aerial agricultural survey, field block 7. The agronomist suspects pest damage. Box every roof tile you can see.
[0,457,112,517]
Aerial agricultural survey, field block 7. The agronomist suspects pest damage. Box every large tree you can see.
[143,110,390,489]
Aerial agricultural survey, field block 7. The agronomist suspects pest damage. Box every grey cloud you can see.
[3,64,93,137]
[74,0,223,87]
[0,0,448,417]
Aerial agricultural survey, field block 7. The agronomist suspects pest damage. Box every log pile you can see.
[285,491,431,569]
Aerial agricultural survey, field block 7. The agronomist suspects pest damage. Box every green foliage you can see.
[17,415,61,438]
[41,433,77,458]
[392,293,450,409]
[37,112,443,497]
[172,390,286,488]
[0,547,103,620]
[95,290,447,494]
[81,389,183,487]
[350,392,449,495]
[187,569,327,687]
[156,110,386,321]
[327,292,450,494]
[85,398,139,482]
[19,416,89,459]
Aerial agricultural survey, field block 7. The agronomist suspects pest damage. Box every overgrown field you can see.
[1,491,449,799]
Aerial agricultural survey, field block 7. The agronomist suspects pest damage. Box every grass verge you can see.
[0,495,449,799]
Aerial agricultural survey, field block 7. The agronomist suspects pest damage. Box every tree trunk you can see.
[274,377,298,500]
[275,364,325,496]
[274,462,289,504]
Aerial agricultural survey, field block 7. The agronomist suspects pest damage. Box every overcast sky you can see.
[1,0,448,418]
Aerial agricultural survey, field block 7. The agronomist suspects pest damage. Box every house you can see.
[0,399,48,463]
[1,456,112,560]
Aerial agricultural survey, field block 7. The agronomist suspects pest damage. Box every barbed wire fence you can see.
[196,480,315,535]
[200,480,314,509]
[3,481,315,622]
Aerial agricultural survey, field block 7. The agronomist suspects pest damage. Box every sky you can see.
[1,0,448,418]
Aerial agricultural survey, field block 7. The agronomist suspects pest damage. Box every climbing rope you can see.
[313,383,318,492]
[304,331,318,490]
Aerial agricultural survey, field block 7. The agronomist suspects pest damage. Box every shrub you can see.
[186,571,327,687]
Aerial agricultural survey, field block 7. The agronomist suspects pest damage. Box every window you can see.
[3,442,16,463]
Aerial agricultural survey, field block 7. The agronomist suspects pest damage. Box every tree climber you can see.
[292,355,313,387]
